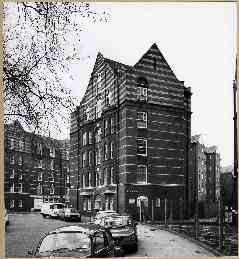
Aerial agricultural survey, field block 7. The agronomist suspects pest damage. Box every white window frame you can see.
[10,200,14,208]
[66,175,70,184]
[10,156,15,165]
[104,168,108,186]
[137,87,148,101]
[137,112,147,128]
[83,132,87,146]
[19,200,23,208]
[104,144,108,160]
[137,165,147,184]
[87,198,92,211]
[10,138,14,149]
[19,173,22,180]
[104,119,108,135]
[110,142,113,159]
[83,152,87,167]
[19,183,23,193]
[82,174,86,188]
[18,155,23,165]
[89,131,92,144]
[10,169,15,179]
[19,140,24,151]
[110,167,114,185]
[110,117,114,134]
[38,172,42,181]
[137,138,147,156]
[50,172,54,182]
[156,198,161,207]
[50,146,55,158]
[89,173,92,187]
[88,151,92,166]
[50,184,54,194]
[10,183,15,193]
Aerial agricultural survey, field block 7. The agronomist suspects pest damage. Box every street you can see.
[5,213,214,257]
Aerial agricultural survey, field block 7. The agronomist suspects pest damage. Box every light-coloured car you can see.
[59,208,81,222]
[94,210,118,225]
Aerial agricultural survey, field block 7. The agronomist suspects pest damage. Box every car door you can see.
[92,231,112,257]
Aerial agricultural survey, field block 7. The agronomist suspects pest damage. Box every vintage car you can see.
[59,208,81,222]
[27,223,124,257]
[98,214,138,252]
[94,210,118,225]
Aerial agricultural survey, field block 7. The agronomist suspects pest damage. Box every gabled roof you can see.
[104,58,132,73]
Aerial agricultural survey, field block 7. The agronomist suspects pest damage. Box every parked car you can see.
[40,203,65,218]
[27,223,124,257]
[59,208,81,222]
[94,210,118,224]
[100,215,138,252]
[5,209,9,226]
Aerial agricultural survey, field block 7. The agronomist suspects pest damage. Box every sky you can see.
[61,2,236,167]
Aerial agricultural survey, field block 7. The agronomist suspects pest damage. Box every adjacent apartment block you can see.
[4,121,70,212]
[69,43,192,220]
[189,135,221,218]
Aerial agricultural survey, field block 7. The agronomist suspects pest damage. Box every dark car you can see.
[59,208,81,222]
[99,215,138,252]
[27,223,124,257]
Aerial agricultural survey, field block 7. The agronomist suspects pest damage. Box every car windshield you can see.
[38,232,91,256]
[104,216,131,227]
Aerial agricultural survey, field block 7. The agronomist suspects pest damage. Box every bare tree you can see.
[3,2,109,135]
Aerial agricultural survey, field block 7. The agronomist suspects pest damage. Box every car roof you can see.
[49,223,106,235]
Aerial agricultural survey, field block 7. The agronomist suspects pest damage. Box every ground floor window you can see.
[105,197,114,210]
[137,165,147,183]
[156,198,161,207]
[10,200,14,208]
[83,197,92,211]
[19,200,23,208]
[95,199,102,210]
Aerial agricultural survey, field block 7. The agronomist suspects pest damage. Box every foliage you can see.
[3,2,108,135]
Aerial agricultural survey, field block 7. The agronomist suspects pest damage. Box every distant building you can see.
[189,135,221,217]
[69,43,192,220]
[4,121,70,212]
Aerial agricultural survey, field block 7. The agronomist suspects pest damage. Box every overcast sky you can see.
[58,2,236,167]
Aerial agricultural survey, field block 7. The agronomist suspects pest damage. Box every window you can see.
[104,144,108,160]
[50,172,54,182]
[88,199,92,211]
[18,155,23,165]
[136,77,148,101]
[50,159,54,170]
[38,172,42,181]
[19,173,22,180]
[19,200,23,208]
[19,140,24,151]
[88,151,92,166]
[66,150,69,160]
[10,200,14,208]
[110,117,114,134]
[89,173,92,187]
[110,142,113,159]
[99,170,104,186]
[50,146,55,158]
[66,175,70,184]
[10,183,14,193]
[137,87,148,101]
[82,174,85,188]
[10,156,15,165]
[156,198,161,207]
[83,199,87,211]
[105,89,110,106]
[104,119,108,136]
[50,184,54,194]
[110,167,114,185]
[83,152,87,167]
[137,165,147,183]
[89,131,92,144]
[36,159,43,168]
[110,198,114,210]
[96,169,99,186]
[19,183,23,193]
[37,143,42,155]
[95,128,101,143]
[137,138,147,156]
[104,168,108,186]
[96,147,101,165]
[10,138,14,149]
[37,183,42,195]
[10,169,15,179]
[137,112,147,128]
[83,132,87,146]
[96,100,102,118]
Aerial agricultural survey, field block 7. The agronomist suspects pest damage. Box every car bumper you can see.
[113,234,137,247]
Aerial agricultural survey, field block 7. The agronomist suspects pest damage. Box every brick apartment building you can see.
[69,43,192,220]
[4,121,70,212]
[189,135,221,218]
